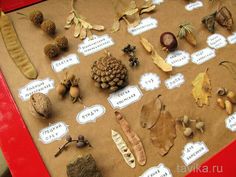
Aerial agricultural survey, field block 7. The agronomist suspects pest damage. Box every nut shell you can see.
[29,93,52,119]
[41,19,56,35]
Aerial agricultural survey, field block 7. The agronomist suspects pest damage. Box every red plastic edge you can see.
[0,71,50,177]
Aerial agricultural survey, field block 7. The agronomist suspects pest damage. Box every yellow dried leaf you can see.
[140,37,153,53]
[124,8,139,16]
[66,12,75,24]
[111,20,120,32]
[192,69,211,107]
[64,24,72,29]
[80,27,87,39]
[92,25,105,31]
[74,23,81,38]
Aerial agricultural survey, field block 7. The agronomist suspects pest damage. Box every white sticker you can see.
[128,17,158,36]
[191,47,216,65]
[166,50,190,67]
[18,78,54,101]
[227,32,236,44]
[140,163,173,177]
[78,34,114,56]
[39,122,69,144]
[76,104,106,124]
[108,85,143,109]
[225,112,236,132]
[165,73,185,90]
[185,1,203,11]
[149,0,164,5]
[139,73,161,91]
[51,54,79,72]
[181,142,209,166]
[207,33,227,49]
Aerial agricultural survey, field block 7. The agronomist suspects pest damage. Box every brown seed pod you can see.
[225,100,233,115]
[41,19,56,35]
[44,44,60,59]
[29,10,44,26]
[227,91,236,104]
[160,32,178,52]
[69,77,81,103]
[29,93,52,119]
[55,35,69,51]
[217,98,225,109]
[216,6,234,31]
[56,83,67,97]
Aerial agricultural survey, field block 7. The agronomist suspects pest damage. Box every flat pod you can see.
[140,96,162,129]
[150,108,176,156]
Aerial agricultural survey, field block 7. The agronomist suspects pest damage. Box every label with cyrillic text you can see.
[51,54,79,72]
[166,50,190,67]
[227,32,236,44]
[207,33,227,49]
[140,163,172,177]
[185,1,203,11]
[139,73,161,91]
[165,73,185,90]
[225,112,236,132]
[191,47,215,65]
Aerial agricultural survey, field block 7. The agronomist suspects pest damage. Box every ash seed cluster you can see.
[122,44,139,68]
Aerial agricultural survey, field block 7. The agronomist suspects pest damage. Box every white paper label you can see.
[39,122,69,144]
[76,104,106,124]
[108,85,143,109]
[227,32,236,44]
[185,1,203,11]
[18,78,54,101]
[191,47,216,65]
[149,0,164,4]
[181,142,209,166]
[51,54,79,72]
[128,17,158,36]
[165,73,185,89]
[225,112,236,132]
[207,33,227,49]
[139,73,161,91]
[78,34,114,56]
[166,50,190,67]
[140,163,173,177]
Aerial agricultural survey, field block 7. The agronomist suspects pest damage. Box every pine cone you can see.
[91,54,128,92]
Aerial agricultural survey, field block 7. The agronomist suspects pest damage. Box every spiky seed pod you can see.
[29,10,44,26]
[44,44,60,59]
[91,54,128,92]
[41,19,56,35]
[55,35,69,51]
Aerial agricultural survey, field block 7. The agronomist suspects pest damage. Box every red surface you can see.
[0,71,50,177]
[0,0,43,12]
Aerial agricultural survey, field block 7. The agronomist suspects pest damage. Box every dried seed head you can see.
[44,44,60,59]
[29,10,43,26]
[55,35,69,51]
[41,19,56,35]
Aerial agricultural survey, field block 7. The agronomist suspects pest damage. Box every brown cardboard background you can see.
[0,0,236,176]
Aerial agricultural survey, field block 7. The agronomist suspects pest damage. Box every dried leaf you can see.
[80,27,87,39]
[92,25,105,31]
[150,107,176,156]
[64,24,72,29]
[140,0,153,9]
[74,23,81,38]
[140,5,156,14]
[66,12,75,24]
[140,37,153,53]
[192,69,211,107]
[111,20,120,32]
[140,96,162,129]
[124,8,139,16]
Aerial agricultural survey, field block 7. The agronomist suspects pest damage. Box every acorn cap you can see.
[44,44,60,59]
[29,10,44,26]
[55,35,69,51]
[41,19,56,35]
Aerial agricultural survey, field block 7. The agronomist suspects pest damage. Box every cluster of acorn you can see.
[54,135,92,157]
[56,72,81,103]
[216,88,236,115]
[177,115,205,137]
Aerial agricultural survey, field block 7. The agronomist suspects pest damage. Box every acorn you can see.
[55,35,69,51]
[160,32,178,52]
[29,10,44,26]
[44,44,60,59]
[41,19,56,35]
[69,77,81,103]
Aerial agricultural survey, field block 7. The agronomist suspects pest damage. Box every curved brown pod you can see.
[114,111,146,166]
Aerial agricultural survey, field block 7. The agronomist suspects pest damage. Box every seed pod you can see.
[216,6,234,31]
[56,83,67,96]
[160,32,178,52]
[76,141,86,148]
[41,19,56,35]
[55,35,69,51]
[44,44,60,59]
[184,127,193,137]
[196,122,205,133]
[29,10,44,26]
[65,135,72,142]
[217,98,225,109]
[225,100,233,115]
[69,86,81,103]
[227,91,236,104]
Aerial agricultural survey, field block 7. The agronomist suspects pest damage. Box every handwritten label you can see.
[128,17,158,36]
[227,32,236,44]
[76,104,106,124]
[78,34,114,56]
[225,112,236,132]
[140,163,172,177]
[150,0,164,5]
[191,47,215,65]
[51,54,79,72]
[39,122,69,144]
[108,85,143,109]
[207,33,227,49]
[139,73,161,91]
[165,73,185,90]
[166,50,190,67]
[18,78,54,101]
[185,1,203,11]
[181,142,209,166]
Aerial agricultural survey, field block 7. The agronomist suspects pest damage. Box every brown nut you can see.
[217,98,225,109]
[29,93,52,119]
[225,100,233,115]
[227,91,236,104]
[160,32,178,52]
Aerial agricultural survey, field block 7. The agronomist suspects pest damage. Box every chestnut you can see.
[160,32,178,52]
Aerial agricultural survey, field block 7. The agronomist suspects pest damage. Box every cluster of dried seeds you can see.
[122,44,139,67]
[177,115,205,137]
[56,72,81,103]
